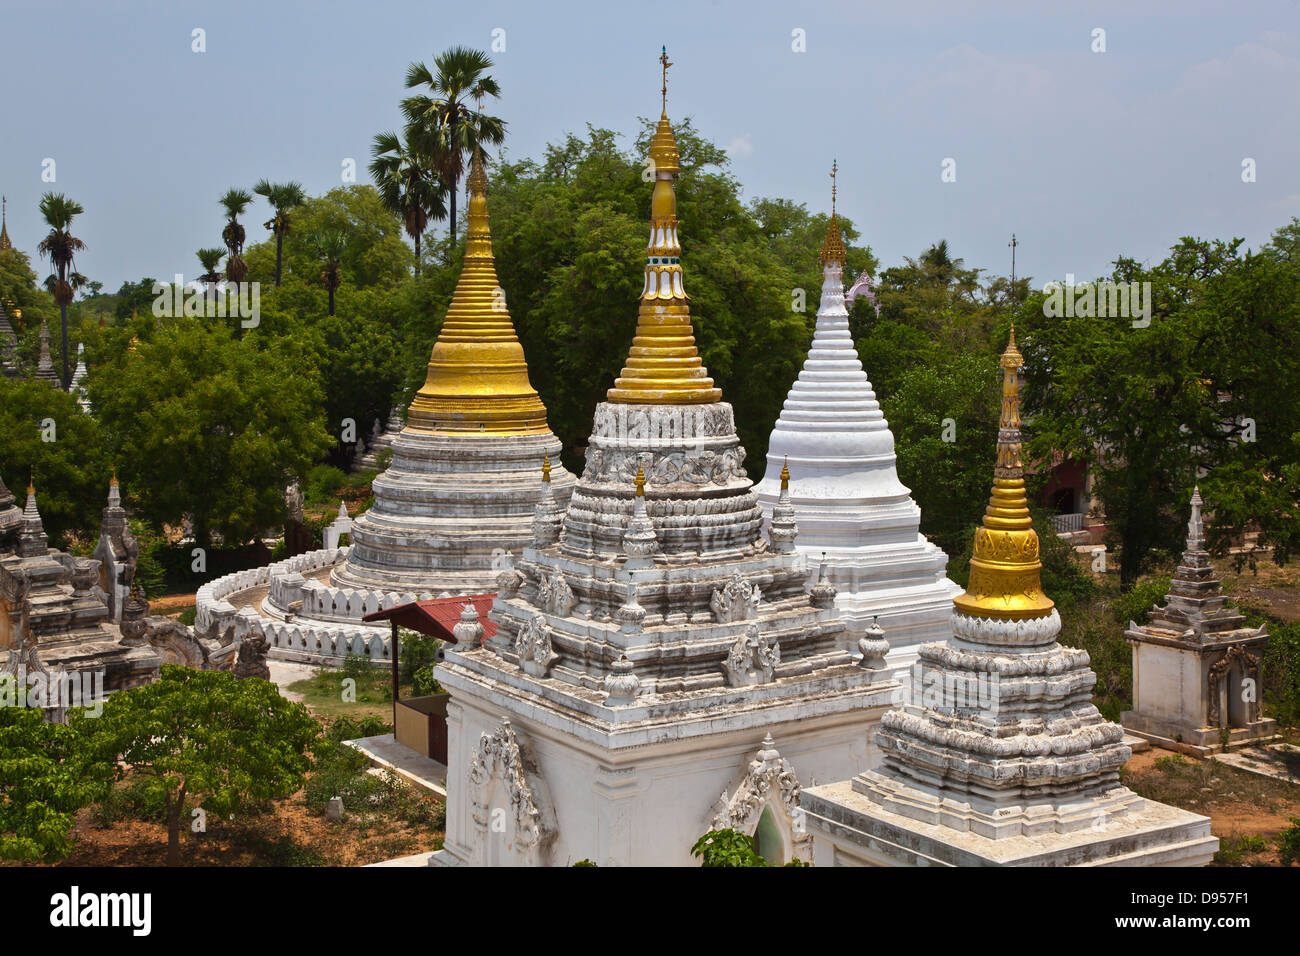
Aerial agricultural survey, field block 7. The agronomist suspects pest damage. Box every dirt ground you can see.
[1121,745,1300,865]
[54,789,440,867]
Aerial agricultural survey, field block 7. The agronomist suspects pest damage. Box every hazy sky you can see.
[2,0,1298,292]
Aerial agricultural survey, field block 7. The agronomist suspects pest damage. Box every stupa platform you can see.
[801,777,1217,866]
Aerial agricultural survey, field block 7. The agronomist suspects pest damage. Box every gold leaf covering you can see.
[952,327,1056,620]
[406,149,552,435]
[607,48,721,405]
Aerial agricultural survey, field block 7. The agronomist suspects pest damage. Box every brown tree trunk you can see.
[60,300,70,391]
[274,230,284,287]
[165,782,187,866]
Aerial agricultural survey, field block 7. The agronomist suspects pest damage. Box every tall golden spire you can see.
[607,48,721,405]
[820,160,847,268]
[0,196,11,252]
[952,327,1055,620]
[406,148,551,434]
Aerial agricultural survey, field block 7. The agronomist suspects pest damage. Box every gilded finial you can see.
[952,329,1053,621]
[819,160,848,269]
[780,456,790,490]
[660,46,672,113]
[608,49,718,405]
[404,125,550,437]
[467,146,488,196]
[635,464,646,497]
[110,465,118,487]
[542,454,551,482]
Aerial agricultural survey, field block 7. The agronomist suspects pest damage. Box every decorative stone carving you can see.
[232,632,271,679]
[1207,644,1261,727]
[452,601,485,647]
[809,558,836,609]
[857,618,889,670]
[515,613,558,677]
[722,623,780,687]
[495,550,523,599]
[284,481,304,524]
[768,462,798,554]
[532,457,565,548]
[537,570,576,617]
[118,584,150,646]
[467,718,555,865]
[709,734,812,864]
[710,572,761,623]
[613,573,646,630]
[603,654,640,706]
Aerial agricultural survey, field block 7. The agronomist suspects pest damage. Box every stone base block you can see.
[1121,709,1279,758]
[802,779,1217,867]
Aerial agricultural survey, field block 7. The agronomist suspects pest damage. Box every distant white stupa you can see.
[755,167,960,685]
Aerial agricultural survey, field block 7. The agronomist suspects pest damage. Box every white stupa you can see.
[755,169,960,686]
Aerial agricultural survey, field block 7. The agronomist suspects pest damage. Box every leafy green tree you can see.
[690,828,808,867]
[0,244,56,335]
[196,247,225,290]
[0,376,108,541]
[88,318,333,548]
[112,277,159,322]
[253,180,307,287]
[370,129,448,272]
[244,186,413,291]
[84,665,319,865]
[36,192,87,389]
[0,705,104,862]
[402,46,505,241]
[311,229,347,316]
[219,188,254,286]
[1018,236,1300,589]
[886,352,1001,558]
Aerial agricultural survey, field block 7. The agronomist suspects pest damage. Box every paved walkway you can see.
[345,733,448,797]
[267,660,318,702]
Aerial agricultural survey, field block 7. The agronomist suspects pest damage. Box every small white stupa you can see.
[755,165,960,686]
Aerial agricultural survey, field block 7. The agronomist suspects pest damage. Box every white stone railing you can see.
[232,605,392,663]
[193,545,458,665]
[1051,513,1085,534]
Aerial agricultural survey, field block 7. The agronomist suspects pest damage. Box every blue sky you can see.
[2,0,1298,291]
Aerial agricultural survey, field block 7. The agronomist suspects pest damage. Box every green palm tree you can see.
[310,230,347,316]
[253,180,307,286]
[219,188,254,287]
[401,46,505,242]
[196,247,225,290]
[36,192,86,390]
[370,129,448,273]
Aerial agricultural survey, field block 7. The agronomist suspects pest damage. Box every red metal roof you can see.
[363,593,497,645]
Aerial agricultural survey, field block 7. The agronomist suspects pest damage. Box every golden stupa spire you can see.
[952,329,1055,621]
[820,160,847,268]
[0,196,11,252]
[406,147,551,434]
[607,48,721,405]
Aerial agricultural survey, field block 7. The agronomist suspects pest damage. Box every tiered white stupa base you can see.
[194,425,576,665]
[801,610,1218,867]
[332,427,575,594]
[756,263,959,689]
[431,401,899,866]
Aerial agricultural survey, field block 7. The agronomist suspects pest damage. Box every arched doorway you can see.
[754,804,785,865]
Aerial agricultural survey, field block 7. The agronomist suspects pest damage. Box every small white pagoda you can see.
[1122,486,1277,756]
[755,167,959,688]
[800,332,1218,866]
